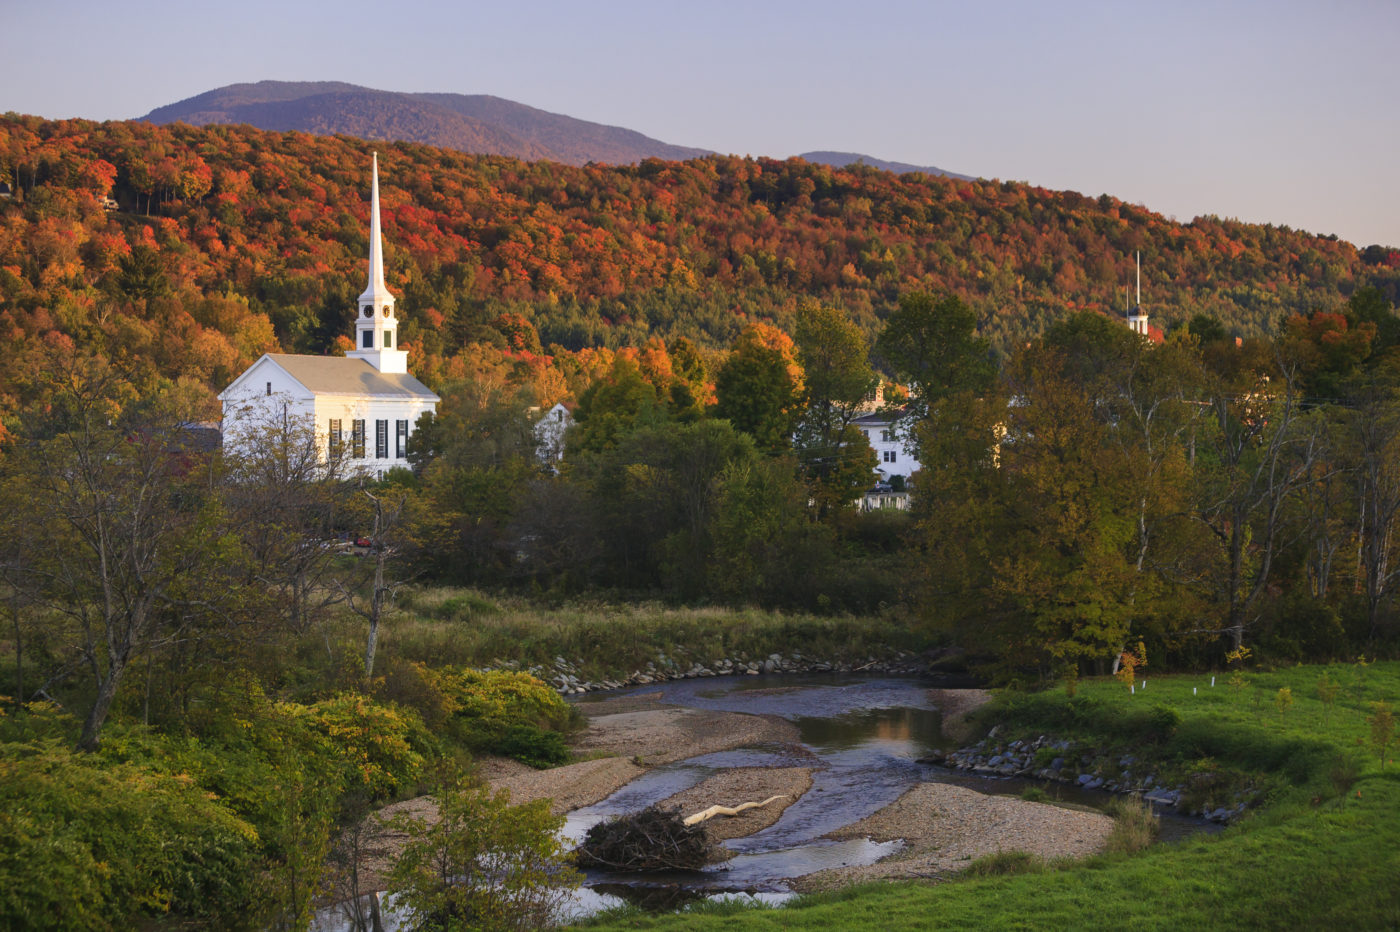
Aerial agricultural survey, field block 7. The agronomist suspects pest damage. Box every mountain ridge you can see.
[140,81,969,178]
[795,150,972,180]
[141,81,709,166]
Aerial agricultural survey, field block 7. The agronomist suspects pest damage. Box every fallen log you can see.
[683,795,789,826]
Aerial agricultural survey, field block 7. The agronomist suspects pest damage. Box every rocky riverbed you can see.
[324,677,1230,929]
[923,727,1253,823]
[485,648,938,695]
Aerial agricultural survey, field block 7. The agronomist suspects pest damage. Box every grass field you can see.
[373,588,930,680]
[574,662,1400,930]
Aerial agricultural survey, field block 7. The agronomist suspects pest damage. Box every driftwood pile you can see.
[574,806,718,871]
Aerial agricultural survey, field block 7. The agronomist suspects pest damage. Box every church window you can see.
[266,382,271,396]
[362,330,373,349]
[363,306,372,318]
[375,420,388,458]
[396,420,408,457]
[329,419,342,458]
[352,420,366,458]
[386,330,394,348]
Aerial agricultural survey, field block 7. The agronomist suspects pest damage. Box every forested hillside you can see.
[1,114,1396,423]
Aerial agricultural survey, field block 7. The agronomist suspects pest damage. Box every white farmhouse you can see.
[532,402,574,466]
[851,408,919,482]
[218,155,439,477]
[851,408,919,511]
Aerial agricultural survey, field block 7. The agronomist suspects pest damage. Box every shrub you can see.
[1105,796,1160,854]
[388,780,579,932]
[439,592,503,621]
[0,741,261,931]
[420,667,581,765]
[281,693,435,800]
[962,850,1044,877]
[1328,754,1362,807]
[1129,704,1182,743]
[496,724,570,769]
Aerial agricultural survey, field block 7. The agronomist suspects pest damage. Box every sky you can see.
[4,0,1397,247]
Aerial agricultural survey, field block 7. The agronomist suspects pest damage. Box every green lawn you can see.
[575,663,1400,930]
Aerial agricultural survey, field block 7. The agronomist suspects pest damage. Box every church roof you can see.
[266,354,439,400]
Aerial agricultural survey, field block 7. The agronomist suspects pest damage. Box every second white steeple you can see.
[1127,250,1149,337]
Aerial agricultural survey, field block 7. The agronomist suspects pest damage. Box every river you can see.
[313,674,1212,928]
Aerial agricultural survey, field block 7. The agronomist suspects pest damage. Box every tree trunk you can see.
[8,596,21,710]
[1227,507,1246,651]
[364,542,387,677]
[77,662,125,751]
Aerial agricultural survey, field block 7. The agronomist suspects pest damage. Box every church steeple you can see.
[347,152,408,374]
[1127,250,1149,337]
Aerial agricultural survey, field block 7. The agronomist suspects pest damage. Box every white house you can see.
[850,408,919,511]
[219,155,439,477]
[532,402,574,466]
[851,408,919,482]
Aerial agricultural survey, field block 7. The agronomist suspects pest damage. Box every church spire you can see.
[359,152,393,308]
[1127,250,1149,337]
[348,152,407,373]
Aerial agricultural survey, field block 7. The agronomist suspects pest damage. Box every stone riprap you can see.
[922,729,1252,823]
[483,649,934,695]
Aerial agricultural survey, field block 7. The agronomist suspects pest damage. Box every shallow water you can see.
[314,674,1215,927]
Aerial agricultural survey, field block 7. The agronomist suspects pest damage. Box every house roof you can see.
[851,407,912,427]
[226,354,439,401]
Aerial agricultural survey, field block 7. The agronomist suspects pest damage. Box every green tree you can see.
[713,323,803,454]
[568,356,667,456]
[908,388,1010,660]
[568,419,758,596]
[1194,341,1321,651]
[990,344,1142,673]
[709,455,834,606]
[1187,313,1229,345]
[792,303,879,511]
[1347,285,1400,356]
[1352,384,1400,641]
[387,779,579,932]
[874,292,995,420]
[410,376,539,474]
[1042,313,1212,663]
[13,357,238,750]
[221,404,350,635]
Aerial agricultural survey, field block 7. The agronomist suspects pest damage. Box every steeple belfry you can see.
[347,152,408,374]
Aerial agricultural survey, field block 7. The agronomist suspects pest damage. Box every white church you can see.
[219,155,439,476]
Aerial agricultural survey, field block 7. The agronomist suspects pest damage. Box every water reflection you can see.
[794,705,945,753]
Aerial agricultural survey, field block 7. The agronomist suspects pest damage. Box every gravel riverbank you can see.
[573,705,799,765]
[795,782,1114,891]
